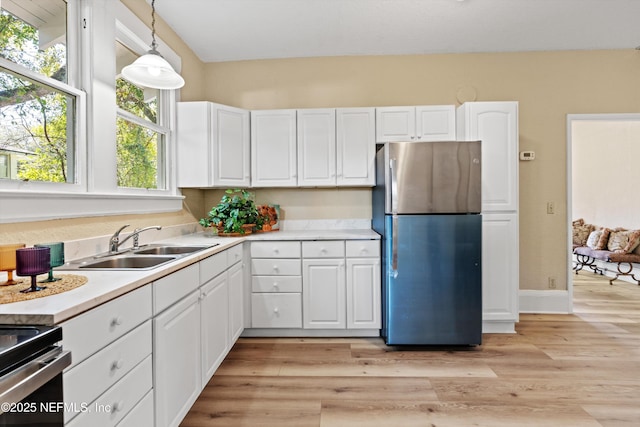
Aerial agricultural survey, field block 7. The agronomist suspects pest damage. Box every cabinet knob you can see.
[111,316,123,327]
[273,248,279,254]
[111,400,124,413]
[273,265,279,271]
[111,359,123,370]
[273,282,279,290]
[273,307,279,314]
[320,248,326,253]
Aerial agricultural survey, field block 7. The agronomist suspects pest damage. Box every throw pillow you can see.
[607,230,635,252]
[623,230,640,254]
[586,230,602,249]
[573,223,595,246]
[596,228,611,250]
[573,218,585,226]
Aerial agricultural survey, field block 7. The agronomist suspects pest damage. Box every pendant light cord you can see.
[150,0,158,52]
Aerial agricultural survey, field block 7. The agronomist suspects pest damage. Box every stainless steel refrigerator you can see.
[372,141,482,345]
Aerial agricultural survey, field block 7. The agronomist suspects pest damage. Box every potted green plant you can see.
[199,189,259,235]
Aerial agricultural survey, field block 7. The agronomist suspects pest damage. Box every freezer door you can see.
[382,214,482,345]
[385,141,481,214]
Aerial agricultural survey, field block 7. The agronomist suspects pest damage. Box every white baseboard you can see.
[519,290,572,314]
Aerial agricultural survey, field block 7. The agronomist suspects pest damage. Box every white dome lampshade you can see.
[121,49,185,90]
[121,0,184,90]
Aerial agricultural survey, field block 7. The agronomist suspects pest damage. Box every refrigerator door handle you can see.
[390,158,399,277]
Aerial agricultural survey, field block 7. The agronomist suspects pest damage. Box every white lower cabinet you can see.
[154,291,201,427]
[200,273,229,387]
[251,293,303,328]
[153,244,245,427]
[482,213,519,332]
[303,258,346,328]
[63,243,246,427]
[66,356,153,427]
[248,239,380,334]
[228,261,245,342]
[346,257,381,329]
[62,285,152,425]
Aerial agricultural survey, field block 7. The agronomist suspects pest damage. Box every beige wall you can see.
[572,119,640,229]
[201,50,640,291]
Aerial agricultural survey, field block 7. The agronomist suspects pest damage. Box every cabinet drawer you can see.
[66,355,152,427]
[227,243,243,267]
[64,321,152,423]
[252,258,301,276]
[199,251,227,284]
[62,285,151,368]
[252,276,302,293]
[346,240,380,258]
[115,389,154,427]
[251,293,302,328]
[251,241,300,258]
[154,263,199,314]
[302,241,345,258]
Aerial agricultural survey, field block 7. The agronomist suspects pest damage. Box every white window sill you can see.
[0,190,184,224]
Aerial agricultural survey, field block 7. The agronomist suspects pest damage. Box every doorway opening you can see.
[567,113,640,305]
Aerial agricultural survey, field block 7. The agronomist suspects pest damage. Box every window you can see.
[0,1,78,185]
[0,0,183,223]
[115,41,168,190]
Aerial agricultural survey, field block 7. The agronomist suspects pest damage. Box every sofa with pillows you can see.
[572,218,640,285]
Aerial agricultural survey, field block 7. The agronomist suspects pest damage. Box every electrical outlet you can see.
[548,276,557,289]
[546,202,555,215]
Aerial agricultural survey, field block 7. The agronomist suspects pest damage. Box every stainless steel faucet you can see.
[109,225,162,253]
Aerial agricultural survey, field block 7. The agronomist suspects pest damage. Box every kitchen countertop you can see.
[0,229,380,325]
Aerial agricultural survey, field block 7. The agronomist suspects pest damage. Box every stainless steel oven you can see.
[0,325,71,427]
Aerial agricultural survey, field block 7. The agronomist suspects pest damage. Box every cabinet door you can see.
[251,109,297,187]
[177,102,211,187]
[228,261,245,342]
[482,213,519,331]
[336,108,376,186]
[415,105,456,141]
[153,291,201,427]
[346,258,381,329]
[376,107,415,142]
[200,273,229,387]
[297,109,336,186]
[302,259,346,329]
[212,104,250,187]
[458,102,518,212]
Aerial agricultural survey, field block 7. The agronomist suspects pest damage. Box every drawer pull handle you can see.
[111,317,123,327]
[273,307,279,314]
[111,359,123,370]
[273,248,279,254]
[273,265,279,271]
[320,248,326,253]
[273,283,279,290]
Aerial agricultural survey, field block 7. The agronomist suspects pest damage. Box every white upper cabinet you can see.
[456,101,519,212]
[376,105,456,142]
[251,109,298,187]
[297,109,336,186]
[176,102,250,188]
[336,108,376,186]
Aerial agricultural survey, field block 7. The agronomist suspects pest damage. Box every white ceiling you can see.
[153,0,640,63]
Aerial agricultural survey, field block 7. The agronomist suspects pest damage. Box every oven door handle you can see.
[0,347,71,411]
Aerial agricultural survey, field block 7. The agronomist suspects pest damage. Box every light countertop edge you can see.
[0,229,380,325]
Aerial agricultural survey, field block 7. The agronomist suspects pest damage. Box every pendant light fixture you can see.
[121,0,185,89]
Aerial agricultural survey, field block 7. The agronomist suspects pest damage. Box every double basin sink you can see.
[60,244,219,271]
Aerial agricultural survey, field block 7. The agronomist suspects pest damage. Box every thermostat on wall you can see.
[519,151,535,161]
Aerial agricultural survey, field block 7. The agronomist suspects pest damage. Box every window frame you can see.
[0,0,183,224]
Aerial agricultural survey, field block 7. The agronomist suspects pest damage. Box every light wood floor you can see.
[181,274,640,426]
